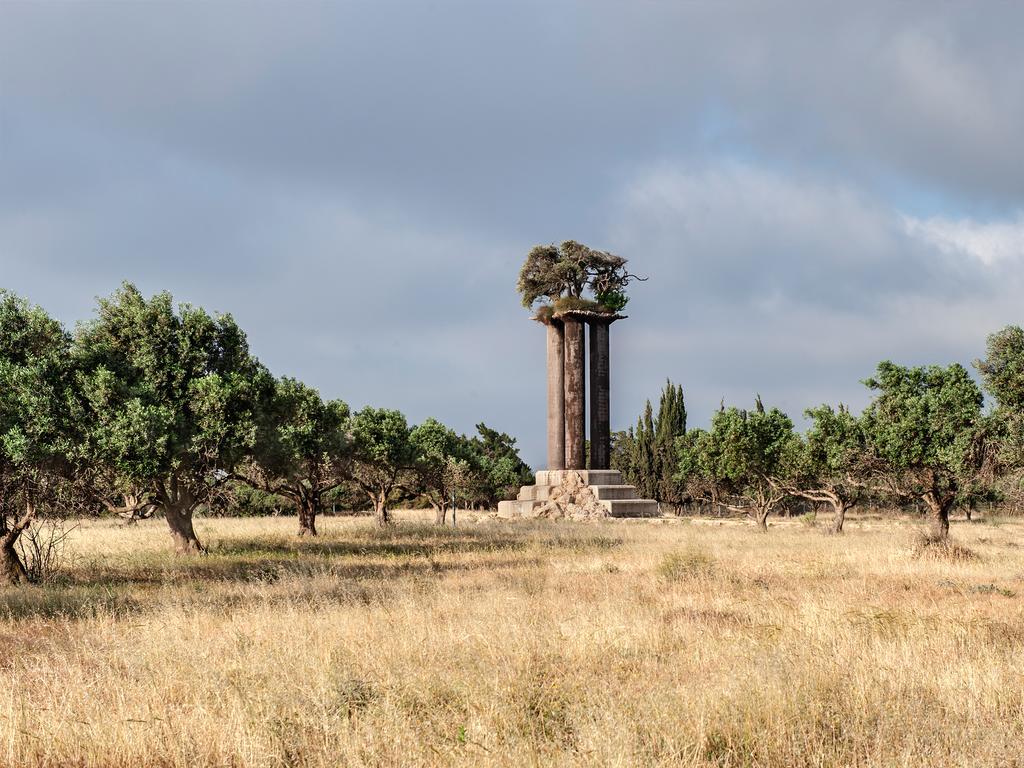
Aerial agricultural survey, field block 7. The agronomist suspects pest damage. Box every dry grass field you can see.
[2,511,1023,767]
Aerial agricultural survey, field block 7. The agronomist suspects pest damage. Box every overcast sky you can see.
[3,2,1024,467]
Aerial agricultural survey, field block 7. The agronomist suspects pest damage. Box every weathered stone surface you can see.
[498,470,660,520]
[546,320,565,471]
[563,318,586,470]
[589,319,611,470]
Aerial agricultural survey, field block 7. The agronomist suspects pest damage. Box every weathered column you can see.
[562,315,586,470]
[589,319,611,470]
[545,319,565,471]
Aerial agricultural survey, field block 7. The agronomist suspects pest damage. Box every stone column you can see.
[563,316,586,470]
[589,319,611,470]
[545,319,565,471]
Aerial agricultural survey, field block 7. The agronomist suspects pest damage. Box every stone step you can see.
[517,484,555,502]
[590,485,638,500]
[534,469,623,487]
[599,498,661,518]
[497,499,538,518]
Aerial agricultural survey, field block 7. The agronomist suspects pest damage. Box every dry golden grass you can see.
[2,511,1024,767]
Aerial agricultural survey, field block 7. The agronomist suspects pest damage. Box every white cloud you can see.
[603,163,1024,429]
[903,214,1024,267]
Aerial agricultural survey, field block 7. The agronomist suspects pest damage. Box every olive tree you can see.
[240,377,350,536]
[975,326,1024,474]
[686,398,796,531]
[410,418,479,524]
[861,361,984,539]
[0,292,75,583]
[788,405,870,534]
[517,240,640,312]
[349,407,416,526]
[74,283,269,553]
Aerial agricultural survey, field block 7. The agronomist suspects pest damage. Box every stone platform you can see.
[497,469,660,519]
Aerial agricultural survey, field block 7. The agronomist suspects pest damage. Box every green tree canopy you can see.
[689,398,796,531]
[74,283,270,552]
[410,418,480,524]
[516,240,638,313]
[788,405,869,534]
[242,376,350,536]
[0,291,76,582]
[469,422,533,507]
[861,361,984,538]
[349,407,416,526]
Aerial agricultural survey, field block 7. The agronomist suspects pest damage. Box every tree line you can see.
[614,328,1024,538]
[0,284,532,582]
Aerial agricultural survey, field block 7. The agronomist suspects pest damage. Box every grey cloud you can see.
[3,1,1024,466]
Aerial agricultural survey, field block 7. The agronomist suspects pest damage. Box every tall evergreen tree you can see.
[631,400,657,499]
[654,381,687,508]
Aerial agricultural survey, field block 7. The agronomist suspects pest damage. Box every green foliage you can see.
[687,399,796,527]
[593,289,628,312]
[470,422,533,506]
[517,240,637,313]
[73,283,270,540]
[976,326,1024,471]
[410,418,480,519]
[861,361,985,535]
[0,291,76,580]
[862,362,981,479]
[655,382,687,506]
[976,326,1024,411]
[788,404,868,515]
[349,407,416,523]
[615,381,687,506]
[242,377,350,532]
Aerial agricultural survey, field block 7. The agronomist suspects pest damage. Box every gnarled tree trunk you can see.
[297,496,319,537]
[755,507,770,532]
[434,502,448,525]
[923,491,953,539]
[374,493,391,527]
[0,537,28,585]
[1,500,37,585]
[831,500,852,535]
[165,503,204,553]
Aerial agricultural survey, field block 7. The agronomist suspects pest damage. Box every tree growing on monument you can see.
[861,361,986,539]
[516,240,641,314]
[238,377,350,536]
[0,292,77,583]
[74,283,270,553]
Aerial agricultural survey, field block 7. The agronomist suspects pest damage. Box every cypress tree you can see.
[655,381,687,508]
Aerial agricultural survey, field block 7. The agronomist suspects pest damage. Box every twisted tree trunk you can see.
[923,491,953,539]
[297,496,319,537]
[158,478,204,553]
[374,492,391,527]
[434,501,449,525]
[165,502,204,553]
[0,499,37,585]
[0,538,28,585]
[755,507,770,532]
[830,500,852,535]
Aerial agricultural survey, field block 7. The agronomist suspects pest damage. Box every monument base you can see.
[497,469,660,519]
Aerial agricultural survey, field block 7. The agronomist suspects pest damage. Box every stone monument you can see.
[498,242,659,519]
